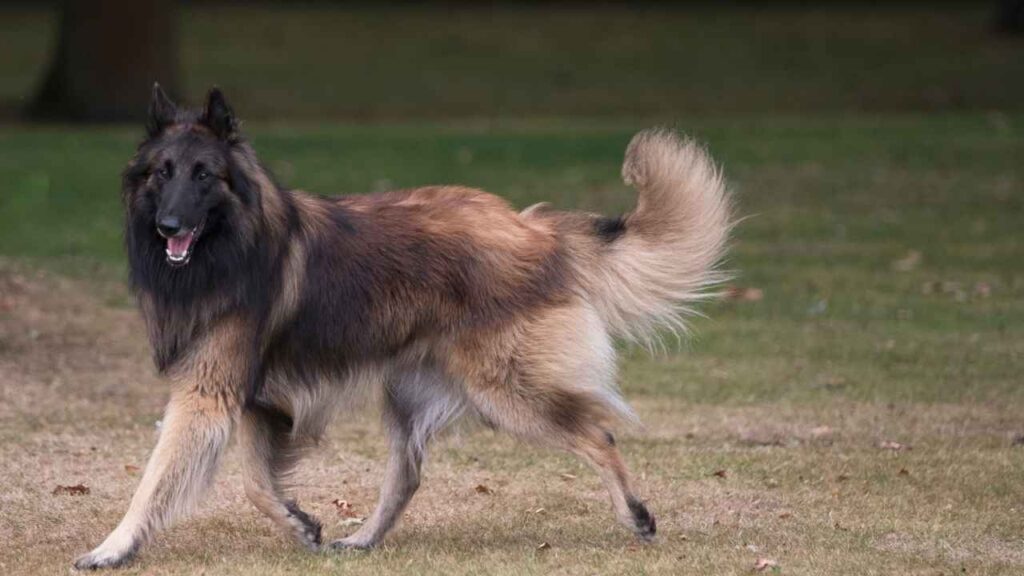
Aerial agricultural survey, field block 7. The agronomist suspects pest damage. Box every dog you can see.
[73,85,732,569]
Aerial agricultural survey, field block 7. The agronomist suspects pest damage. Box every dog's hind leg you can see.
[457,305,656,541]
[238,403,322,550]
[330,368,463,550]
[467,383,655,541]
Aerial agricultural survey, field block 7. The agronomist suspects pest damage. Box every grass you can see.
[1,114,1022,575]
[2,3,1023,118]
[1,1,1023,574]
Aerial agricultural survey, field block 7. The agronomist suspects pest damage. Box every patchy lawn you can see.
[0,113,1022,574]
[2,259,1022,576]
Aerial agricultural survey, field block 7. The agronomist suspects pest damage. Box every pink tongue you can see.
[167,231,194,257]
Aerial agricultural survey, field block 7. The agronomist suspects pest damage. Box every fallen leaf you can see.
[124,464,140,475]
[474,484,494,495]
[712,469,728,479]
[810,425,834,439]
[528,507,546,514]
[337,517,365,527]
[807,298,828,316]
[753,557,778,571]
[891,250,922,272]
[836,474,850,482]
[739,432,785,447]
[559,473,577,481]
[536,542,551,551]
[777,512,792,519]
[724,286,764,302]
[331,499,358,517]
[878,440,910,451]
[898,468,910,476]
[53,484,90,496]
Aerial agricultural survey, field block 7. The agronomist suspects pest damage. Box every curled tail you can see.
[585,128,733,346]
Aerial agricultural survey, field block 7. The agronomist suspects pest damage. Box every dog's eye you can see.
[155,167,171,181]
[196,170,210,182]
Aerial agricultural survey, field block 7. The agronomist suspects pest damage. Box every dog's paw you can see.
[284,500,323,551]
[296,521,322,551]
[627,498,657,543]
[327,537,376,552]
[73,546,136,571]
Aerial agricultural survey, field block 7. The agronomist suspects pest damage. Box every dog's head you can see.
[123,84,254,269]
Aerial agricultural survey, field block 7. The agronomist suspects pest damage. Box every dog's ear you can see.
[147,82,177,137]
[202,87,239,142]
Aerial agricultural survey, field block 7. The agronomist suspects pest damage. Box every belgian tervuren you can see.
[74,85,731,569]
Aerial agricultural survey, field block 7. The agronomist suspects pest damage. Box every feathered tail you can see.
[585,128,733,347]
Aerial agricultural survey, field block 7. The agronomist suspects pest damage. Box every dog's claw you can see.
[73,548,135,571]
[328,538,375,552]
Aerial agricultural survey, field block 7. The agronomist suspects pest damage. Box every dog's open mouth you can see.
[164,223,203,267]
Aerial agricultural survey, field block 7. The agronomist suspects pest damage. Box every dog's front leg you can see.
[74,319,249,570]
[73,388,236,569]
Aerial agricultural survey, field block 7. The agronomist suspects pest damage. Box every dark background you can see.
[3,1,1022,123]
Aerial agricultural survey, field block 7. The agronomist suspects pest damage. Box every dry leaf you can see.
[124,464,140,475]
[331,499,358,517]
[53,484,90,496]
[536,542,551,551]
[712,469,728,479]
[891,250,922,272]
[474,484,494,495]
[777,512,792,519]
[529,507,546,514]
[836,474,850,482]
[724,286,764,302]
[898,468,910,476]
[810,425,834,439]
[559,473,577,481]
[753,557,778,571]
[878,440,910,451]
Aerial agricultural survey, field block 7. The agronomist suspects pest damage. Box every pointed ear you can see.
[146,82,177,137]
[202,87,239,142]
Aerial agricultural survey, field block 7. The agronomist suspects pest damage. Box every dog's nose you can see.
[157,216,182,238]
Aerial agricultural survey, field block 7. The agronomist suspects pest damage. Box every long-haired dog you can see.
[74,85,731,569]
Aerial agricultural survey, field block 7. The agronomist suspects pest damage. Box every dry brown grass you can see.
[1,259,1022,575]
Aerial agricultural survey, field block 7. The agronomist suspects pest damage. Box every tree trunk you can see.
[27,0,179,122]
[994,0,1024,34]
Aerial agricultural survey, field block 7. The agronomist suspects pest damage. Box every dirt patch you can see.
[0,260,161,429]
[2,260,1023,575]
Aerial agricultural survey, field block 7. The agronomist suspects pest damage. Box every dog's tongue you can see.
[167,231,194,259]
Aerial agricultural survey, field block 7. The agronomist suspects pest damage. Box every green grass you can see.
[2,3,1023,118]
[1,113,1022,409]
[1,3,1023,574]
